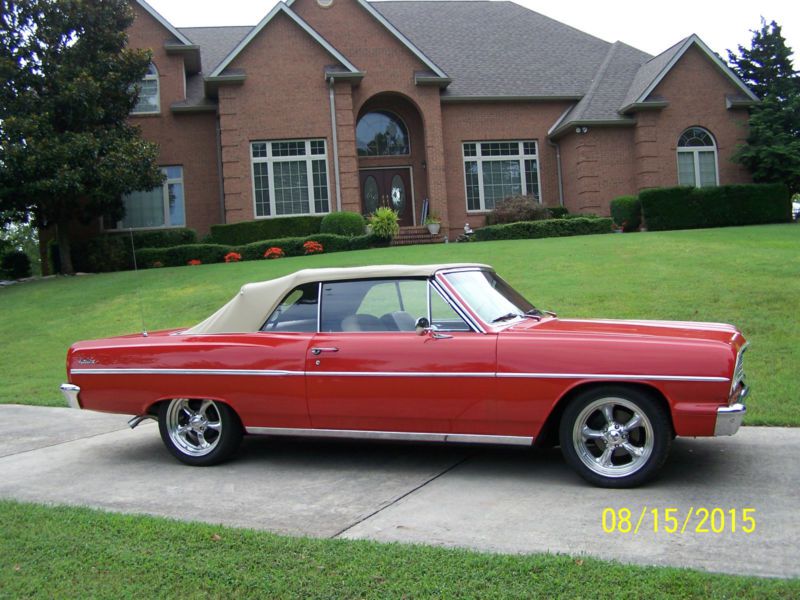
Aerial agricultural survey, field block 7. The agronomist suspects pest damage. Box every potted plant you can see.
[424,215,441,235]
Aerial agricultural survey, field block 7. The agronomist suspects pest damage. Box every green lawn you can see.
[0,500,796,598]
[1,224,798,425]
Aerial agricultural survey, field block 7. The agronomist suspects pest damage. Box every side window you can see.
[321,279,427,332]
[430,285,471,332]
[261,282,319,332]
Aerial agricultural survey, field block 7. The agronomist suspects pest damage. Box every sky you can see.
[145,0,799,60]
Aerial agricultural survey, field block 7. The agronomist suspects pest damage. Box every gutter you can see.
[328,79,343,212]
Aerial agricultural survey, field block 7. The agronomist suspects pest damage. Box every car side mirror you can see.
[415,317,430,336]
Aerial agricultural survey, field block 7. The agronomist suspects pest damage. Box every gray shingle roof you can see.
[620,37,687,110]
[178,26,253,74]
[372,1,613,99]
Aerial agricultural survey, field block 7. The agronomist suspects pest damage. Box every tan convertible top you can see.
[182,263,490,334]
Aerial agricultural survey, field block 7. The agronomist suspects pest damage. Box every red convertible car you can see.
[61,264,748,487]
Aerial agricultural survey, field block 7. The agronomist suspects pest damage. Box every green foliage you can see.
[610,196,642,232]
[0,0,164,273]
[0,215,41,275]
[548,206,570,219]
[368,207,399,240]
[640,184,791,231]
[137,244,233,268]
[727,19,800,191]
[209,217,324,245]
[138,233,383,267]
[727,19,799,101]
[1,250,31,279]
[474,217,613,241]
[320,212,365,237]
[485,195,552,225]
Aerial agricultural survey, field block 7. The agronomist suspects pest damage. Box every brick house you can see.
[119,0,757,238]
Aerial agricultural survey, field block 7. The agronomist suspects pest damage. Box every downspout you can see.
[547,138,564,207]
[215,112,226,223]
[328,78,343,212]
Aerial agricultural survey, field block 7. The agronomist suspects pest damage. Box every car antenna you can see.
[129,229,148,337]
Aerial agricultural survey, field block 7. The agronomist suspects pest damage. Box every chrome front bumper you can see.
[714,384,747,436]
[60,383,81,409]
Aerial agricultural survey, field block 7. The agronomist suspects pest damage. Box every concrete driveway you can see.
[1,405,797,579]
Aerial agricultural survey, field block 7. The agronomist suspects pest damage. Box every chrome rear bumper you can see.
[715,386,747,436]
[60,383,81,409]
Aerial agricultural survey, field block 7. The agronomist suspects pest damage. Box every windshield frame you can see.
[436,267,538,331]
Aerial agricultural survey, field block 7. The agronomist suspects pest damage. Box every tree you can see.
[0,0,163,274]
[728,19,800,192]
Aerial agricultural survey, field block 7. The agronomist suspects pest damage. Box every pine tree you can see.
[0,0,163,274]
[728,19,800,192]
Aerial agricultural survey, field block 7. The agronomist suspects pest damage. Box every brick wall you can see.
[128,4,221,236]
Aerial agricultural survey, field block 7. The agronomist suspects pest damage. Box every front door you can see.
[360,168,413,226]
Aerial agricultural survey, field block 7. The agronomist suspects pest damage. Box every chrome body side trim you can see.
[71,368,304,377]
[496,372,730,382]
[715,402,746,436]
[60,383,81,409]
[70,367,728,382]
[245,426,533,446]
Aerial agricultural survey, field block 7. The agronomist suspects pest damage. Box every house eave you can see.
[726,95,758,109]
[164,43,202,75]
[619,100,669,114]
[414,73,452,88]
[548,118,637,140]
[170,102,218,114]
[441,95,582,104]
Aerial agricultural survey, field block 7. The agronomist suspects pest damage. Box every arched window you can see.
[132,63,160,114]
[677,127,718,187]
[356,111,409,156]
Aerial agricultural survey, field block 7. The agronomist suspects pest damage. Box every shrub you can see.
[1,251,32,279]
[548,206,569,219]
[485,195,551,225]
[303,240,324,254]
[187,259,202,266]
[610,195,642,232]
[224,252,242,263]
[640,183,792,231]
[263,247,285,259]
[369,207,399,240]
[137,244,232,268]
[68,228,197,273]
[320,212,365,237]
[209,216,324,245]
[474,217,613,242]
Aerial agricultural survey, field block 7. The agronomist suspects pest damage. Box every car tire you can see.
[158,398,243,466]
[558,386,671,488]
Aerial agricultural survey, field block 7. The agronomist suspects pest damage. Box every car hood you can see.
[509,317,742,347]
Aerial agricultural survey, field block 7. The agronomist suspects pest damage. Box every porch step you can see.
[391,227,445,246]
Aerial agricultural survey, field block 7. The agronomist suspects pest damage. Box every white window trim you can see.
[107,166,185,231]
[250,139,332,219]
[131,63,160,115]
[677,128,719,188]
[462,141,542,213]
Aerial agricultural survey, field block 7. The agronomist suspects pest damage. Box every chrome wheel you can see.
[559,386,671,487]
[159,398,242,466]
[165,399,223,457]
[572,397,654,478]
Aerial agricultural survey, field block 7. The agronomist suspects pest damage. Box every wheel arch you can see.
[534,381,675,448]
[146,395,242,426]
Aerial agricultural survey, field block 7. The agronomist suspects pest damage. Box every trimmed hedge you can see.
[610,195,642,232]
[209,216,324,245]
[66,228,197,273]
[1,250,32,279]
[138,233,386,268]
[320,212,365,237]
[640,184,792,231]
[548,206,569,219]
[474,217,613,241]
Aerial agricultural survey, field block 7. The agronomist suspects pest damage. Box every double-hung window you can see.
[463,141,541,212]
[251,139,330,218]
[111,166,185,230]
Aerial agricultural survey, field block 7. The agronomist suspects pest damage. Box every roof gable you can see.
[289,0,448,78]
[621,34,758,110]
[209,3,360,77]
[135,0,193,45]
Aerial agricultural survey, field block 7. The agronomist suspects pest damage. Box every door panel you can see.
[305,332,498,434]
[359,168,413,226]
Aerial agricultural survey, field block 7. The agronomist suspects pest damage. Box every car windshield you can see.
[442,270,536,325]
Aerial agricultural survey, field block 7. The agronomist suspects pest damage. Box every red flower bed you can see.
[263,247,284,259]
[303,240,324,255]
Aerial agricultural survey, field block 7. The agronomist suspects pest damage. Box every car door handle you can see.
[311,347,339,355]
